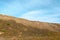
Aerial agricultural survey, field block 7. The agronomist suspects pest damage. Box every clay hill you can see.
[0,14,60,40]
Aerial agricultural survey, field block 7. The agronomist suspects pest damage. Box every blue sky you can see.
[0,0,60,23]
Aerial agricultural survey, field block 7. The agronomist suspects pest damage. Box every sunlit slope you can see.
[0,14,60,40]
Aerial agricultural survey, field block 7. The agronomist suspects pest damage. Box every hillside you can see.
[0,14,60,40]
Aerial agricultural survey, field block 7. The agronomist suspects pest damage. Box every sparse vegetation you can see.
[0,15,60,40]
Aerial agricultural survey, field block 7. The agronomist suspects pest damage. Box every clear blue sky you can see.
[0,0,60,23]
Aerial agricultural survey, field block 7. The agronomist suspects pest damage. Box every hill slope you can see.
[0,14,60,40]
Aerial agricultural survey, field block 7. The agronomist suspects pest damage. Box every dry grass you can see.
[0,15,60,40]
